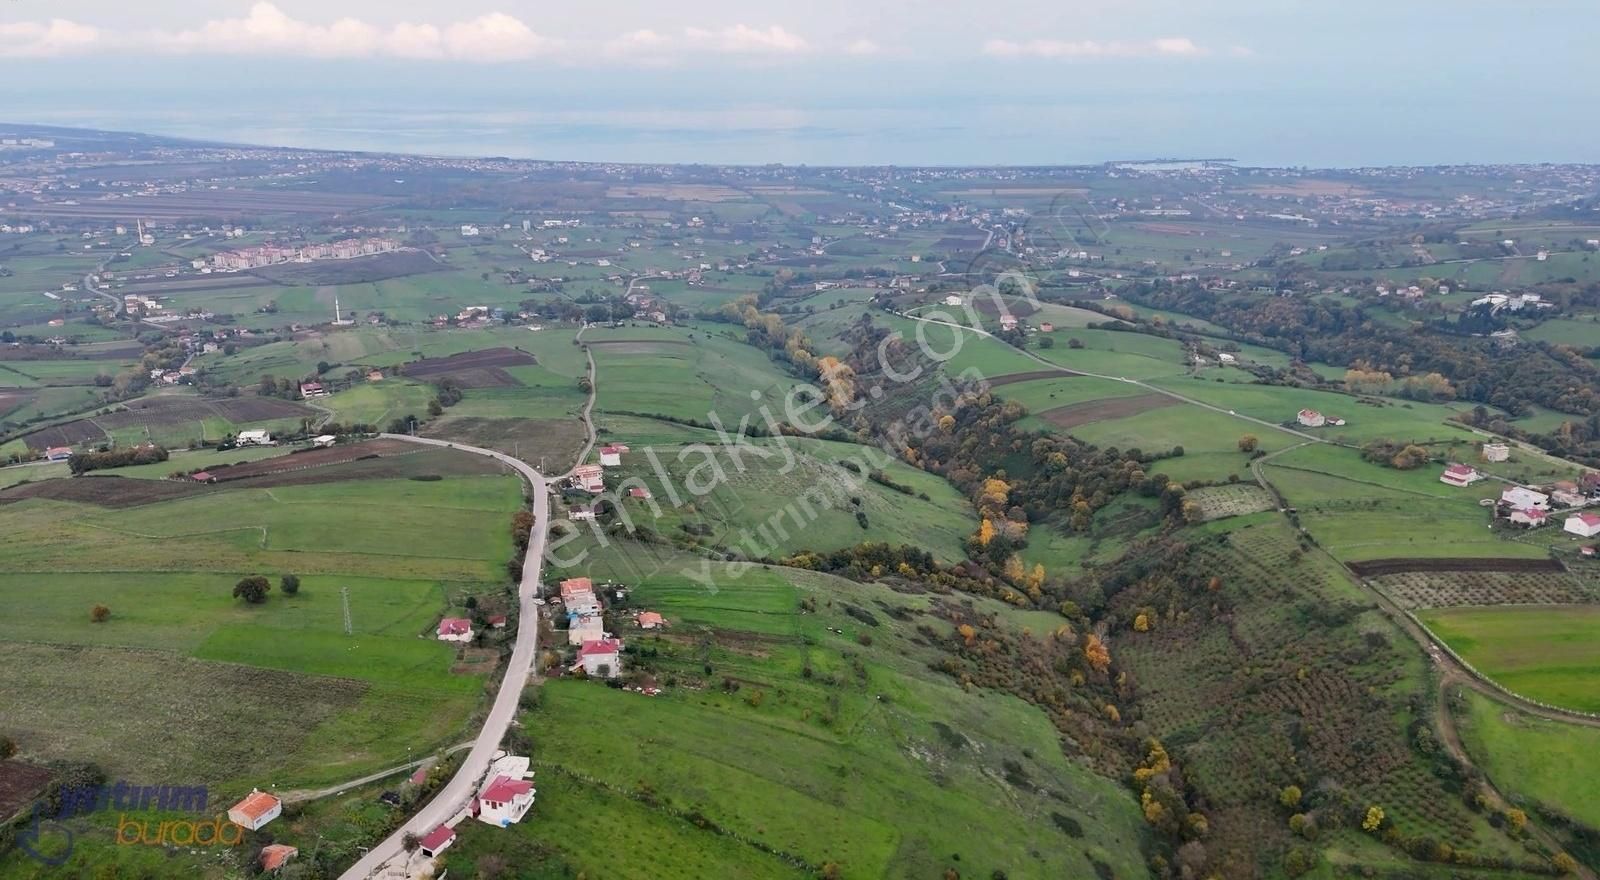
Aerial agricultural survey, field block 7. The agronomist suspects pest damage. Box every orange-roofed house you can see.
[227,789,281,831]
[259,844,298,872]
[638,611,666,629]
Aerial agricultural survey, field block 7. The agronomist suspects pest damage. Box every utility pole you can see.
[341,587,352,635]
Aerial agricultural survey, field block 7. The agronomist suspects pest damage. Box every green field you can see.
[1419,606,1600,713]
[1454,689,1600,829]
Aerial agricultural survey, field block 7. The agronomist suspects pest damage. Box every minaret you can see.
[333,294,341,324]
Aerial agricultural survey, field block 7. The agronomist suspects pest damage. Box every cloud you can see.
[0,19,101,58]
[682,24,811,54]
[845,39,883,56]
[605,23,855,63]
[981,35,1221,58]
[0,3,554,62]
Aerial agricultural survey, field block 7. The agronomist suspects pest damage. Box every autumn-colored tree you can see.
[1133,613,1150,632]
[1237,434,1259,453]
[1361,805,1385,832]
[975,518,997,547]
[1390,444,1431,470]
[1279,785,1302,808]
[1002,555,1025,584]
[958,624,977,646]
[1103,703,1120,723]
[937,414,956,433]
[90,604,111,623]
[1181,500,1205,523]
[1553,853,1579,875]
[1026,563,1046,592]
[1207,576,1223,592]
[1084,634,1111,673]
[1504,808,1527,833]
[1141,790,1167,825]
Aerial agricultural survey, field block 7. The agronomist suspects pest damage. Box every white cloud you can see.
[981,35,1221,58]
[0,19,102,58]
[682,24,811,54]
[604,23,870,63]
[845,38,882,56]
[0,3,554,62]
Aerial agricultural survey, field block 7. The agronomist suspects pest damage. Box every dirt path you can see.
[566,324,599,478]
[276,742,472,803]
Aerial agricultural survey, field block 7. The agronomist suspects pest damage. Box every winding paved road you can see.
[340,434,551,880]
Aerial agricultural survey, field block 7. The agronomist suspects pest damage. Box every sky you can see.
[2,1,1597,166]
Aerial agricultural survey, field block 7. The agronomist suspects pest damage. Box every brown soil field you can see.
[1132,223,1203,236]
[1039,393,1182,430]
[21,420,107,451]
[421,416,587,473]
[0,388,32,417]
[0,760,54,822]
[605,184,748,202]
[987,369,1082,387]
[1240,180,1371,197]
[973,297,1040,318]
[22,189,393,221]
[198,438,419,483]
[1347,557,1566,578]
[940,187,1089,197]
[402,348,536,389]
[0,475,211,508]
[210,397,316,422]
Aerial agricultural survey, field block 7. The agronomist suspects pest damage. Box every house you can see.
[44,446,73,462]
[628,486,652,500]
[236,430,273,446]
[473,775,534,827]
[599,445,625,467]
[568,506,596,522]
[1582,546,1597,558]
[638,611,666,629]
[1217,352,1237,364]
[437,618,474,642]
[1039,322,1054,333]
[418,824,457,858]
[191,471,215,483]
[572,464,604,493]
[409,767,429,785]
[1565,512,1600,538]
[1581,472,1600,496]
[311,434,337,448]
[577,638,622,678]
[367,370,384,382]
[298,382,327,399]
[1482,442,1510,463]
[942,294,963,307]
[1500,487,1550,510]
[1296,409,1326,428]
[227,790,282,831]
[259,844,298,872]
[567,613,605,646]
[998,315,1019,331]
[1553,489,1586,508]
[488,614,508,629]
[559,577,593,602]
[1439,464,1482,487]
[1509,508,1549,527]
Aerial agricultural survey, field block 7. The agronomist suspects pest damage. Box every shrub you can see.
[280,574,300,595]
[90,604,111,623]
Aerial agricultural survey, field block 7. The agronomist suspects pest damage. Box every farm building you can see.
[191,471,215,483]
[418,824,456,857]
[628,486,653,500]
[1500,487,1550,510]
[227,790,282,831]
[942,294,963,307]
[473,776,534,827]
[1439,464,1482,487]
[599,444,627,467]
[1582,472,1600,495]
[1039,322,1054,332]
[44,446,73,462]
[236,430,274,447]
[488,614,508,629]
[568,505,596,522]
[999,315,1019,331]
[1482,442,1510,462]
[311,434,337,448]
[638,611,666,629]
[1565,512,1600,538]
[1296,409,1326,428]
[577,638,623,678]
[437,618,474,642]
[567,613,605,646]
[259,844,297,872]
[367,370,384,382]
[298,382,327,399]
[1509,508,1549,528]
[572,464,604,493]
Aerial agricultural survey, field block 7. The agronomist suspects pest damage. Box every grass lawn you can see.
[1454,689,1600,828]
[1419,606,1600,713]
[1152,377,1480,444]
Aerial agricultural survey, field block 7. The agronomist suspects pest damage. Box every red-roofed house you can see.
[437,618,474,642]
[488,614,508,629]
[191,471,215,483]
[409,766,428,785]
[1439,464,1482,487]
[474,776,534,826]
[638,611,666,629]
[1565,512,1600,538]
[559,577,593,601]
[577,638,622,678]
[1510,508,1549,528]
[227,790,282,831]
[298,382,327,399]
[628,486,652,500]
[599,445,625,467]
[572,464,604,493]
[1296,409,1326,428]
[259,844,298,872]
[418,824,457,857]
[45,446,73,462]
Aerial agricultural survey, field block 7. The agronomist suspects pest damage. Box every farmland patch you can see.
[1374,569,1599,609]
[400,347,536,388]
[1038,392,1181,430]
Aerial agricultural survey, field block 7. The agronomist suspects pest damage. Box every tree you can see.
[1238,434,1259,453]
[401,832,420,853]
[233,576,271,604]
[1133,613,1150,632]
[1084,634,1111,673]
[1279,785,1302,808]
[1361,805,1385,832]
[1390,444,1431,470]
[280,574,300,595]
[1504,808,1527,833]
[90,604,111,623]
[1553,853,1579,875]
[0,735,16,759]
[1039,336,1055,349]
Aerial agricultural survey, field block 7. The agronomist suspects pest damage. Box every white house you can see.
[1296,409,1326,428]
[236,430,273,446]
[578,638,622,678]
[473,775,534,827]
[311,435,337,448]
[437,618,474,642]
[227,790,282,831]
[418,825,456,858]
[1439,464,1482,487]
[1482,443,1510,463]
[567,613,605,646]
[1500,487,1550,510]
[572,464,604,493]
[568,506,596,522]
[1509,508,1549,528]
[1565,512,1600,538]
[599,445,623,467]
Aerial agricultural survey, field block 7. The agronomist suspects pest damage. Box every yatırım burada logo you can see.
[14,781,245,865]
